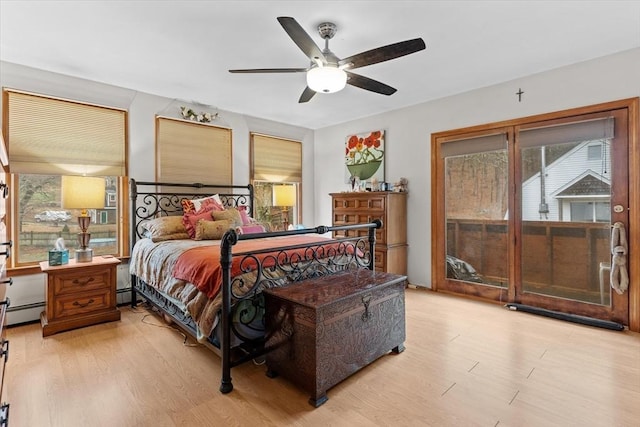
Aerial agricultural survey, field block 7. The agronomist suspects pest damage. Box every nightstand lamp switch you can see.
[61,176,105,262]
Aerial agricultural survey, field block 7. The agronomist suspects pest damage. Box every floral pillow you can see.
[181,194,224,214]
[194,219,233,240]
[211,207,243,228]
[181,194,225,238]
[143,216,189,242]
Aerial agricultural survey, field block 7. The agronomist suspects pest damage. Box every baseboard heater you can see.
[504,303,625,331]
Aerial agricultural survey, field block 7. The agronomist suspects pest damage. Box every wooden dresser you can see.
[264,269,407,407]
[330,191,407,276]
[40,257,121,337]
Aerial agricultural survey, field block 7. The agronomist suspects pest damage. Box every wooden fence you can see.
[19,230,117,249]
[447,219,610,293]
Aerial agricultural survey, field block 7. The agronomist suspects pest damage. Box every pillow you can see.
[183,209,217,239]
[181,194,225,238]
[181,194,224,214]
[143,216,189,242]
[235,224,267,235]
[194,219,233,240]
[211,207,243,228]
[237,205,252,226]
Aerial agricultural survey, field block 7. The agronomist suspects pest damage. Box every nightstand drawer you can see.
[52,266,113,296]
[54,289,111,318]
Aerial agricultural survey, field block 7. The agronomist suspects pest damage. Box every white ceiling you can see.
[2,1,639,129]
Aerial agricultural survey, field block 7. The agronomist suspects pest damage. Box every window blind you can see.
[251,133,302,182]
[440,133,507,158]
[156,117,232,184]
[519,117,614,148]
[5,89,126,175]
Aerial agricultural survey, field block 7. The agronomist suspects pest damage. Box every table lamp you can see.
[61,176,105,262]
[273,184,296,230]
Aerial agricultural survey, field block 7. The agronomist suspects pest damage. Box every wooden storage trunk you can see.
[264,269,407,407]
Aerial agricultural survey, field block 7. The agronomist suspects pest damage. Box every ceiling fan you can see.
[229,17,426,103]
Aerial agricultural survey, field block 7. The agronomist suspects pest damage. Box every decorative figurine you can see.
[394,177,408,192]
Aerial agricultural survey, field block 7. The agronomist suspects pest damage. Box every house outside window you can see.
[587,143,603,160]
[569,200,611,222]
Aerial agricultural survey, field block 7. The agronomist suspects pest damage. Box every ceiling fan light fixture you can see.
[306,66,347,93]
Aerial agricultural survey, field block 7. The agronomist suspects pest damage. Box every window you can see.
[156,117,232,184]
[3,89,127,268]
[250,133,302,230]
[587,144,603,160]
[433,101,634,324]
[570,201,611,222]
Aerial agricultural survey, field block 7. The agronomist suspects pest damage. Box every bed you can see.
[128,179,381,393]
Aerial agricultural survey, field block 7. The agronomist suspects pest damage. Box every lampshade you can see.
[273,185,296,207]
[306,66,347,93]
[61,176,105,210]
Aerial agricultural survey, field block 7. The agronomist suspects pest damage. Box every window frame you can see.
[2,89,128,273]
[250,133,302,230]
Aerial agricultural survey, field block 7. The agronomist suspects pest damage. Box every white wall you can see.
[313,47,640,287]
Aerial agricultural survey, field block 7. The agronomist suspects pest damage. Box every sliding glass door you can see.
[440,131,511,300]
[433,101,635,327]
[515,110,629,323]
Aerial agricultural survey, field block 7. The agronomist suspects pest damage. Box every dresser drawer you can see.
[54,289,112,318]
[332,212,359,225]
[333,214,386,244]
[332,195,386,212]
[52,266,113,296]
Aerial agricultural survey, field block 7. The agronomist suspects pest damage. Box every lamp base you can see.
[75,248,93,263]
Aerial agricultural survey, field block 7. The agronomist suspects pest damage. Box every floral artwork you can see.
[345,130,385,182]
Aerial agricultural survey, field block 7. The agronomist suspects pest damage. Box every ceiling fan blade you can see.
[298,86,316,103]
[277,16,326,63]
[346,72,397,96]
[339,38,426,70]
[229,68,307,73]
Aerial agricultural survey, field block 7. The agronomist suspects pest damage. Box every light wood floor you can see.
[5,288,640,427]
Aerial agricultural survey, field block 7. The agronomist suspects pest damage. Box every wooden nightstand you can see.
[40,256,121,337]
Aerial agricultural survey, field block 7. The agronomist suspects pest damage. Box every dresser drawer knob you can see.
[73,299,95,308]
[72,277,95,286]
[343,200,347,208]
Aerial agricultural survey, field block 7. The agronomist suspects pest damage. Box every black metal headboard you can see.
[129,179,254,243]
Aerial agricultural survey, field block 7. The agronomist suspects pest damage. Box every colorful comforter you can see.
[130,235,358,342]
